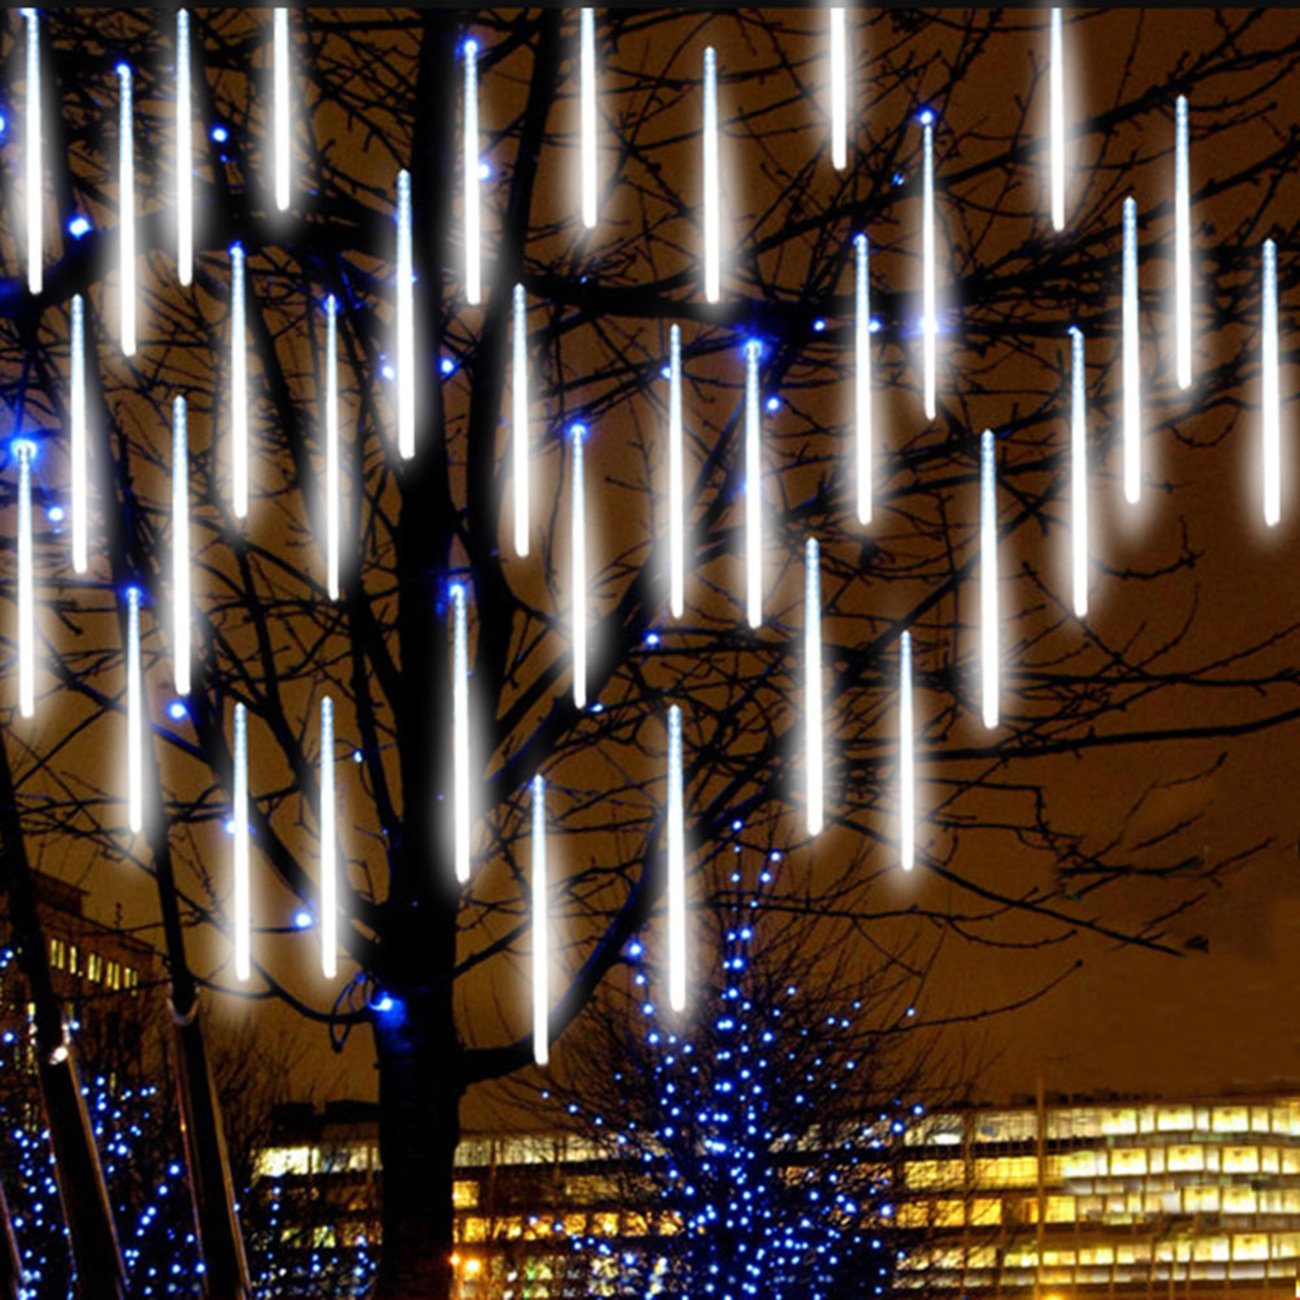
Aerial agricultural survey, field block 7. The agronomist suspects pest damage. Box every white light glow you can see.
[1175,95,1192,391]
[1050,8,1065,232]
[396,170,415,460]
[273,8,290,212]
[1263,238,1280,528]
[70,294,88,573]
[25,10,41,296]
[126,585,143,833]
[233,702,251,981]
[118,63,136,357]
[666,704,686,1013]
[980,429,1000,730]
[571,425,588,708]
[899,629,915,871]
[464,39,481,306]
[513,284,529,556]
[451,583,472,884]
[829,7,847,171]
[325,295,340,600]
[15,441,35,720]
[668,324,684,617]
[805,537,824,838]
[172,396,191,696]
[531,773,548,1066]
[922,116,937,421]
[1070,327,1088,619]
[702,46,720,304]
[854,233,872,525]
[230,243,248,518]
[1122,196,1141,505]
[319,696,337,981]
[580,9,597,229]
[744,339,762,629]
[176,10,193,286]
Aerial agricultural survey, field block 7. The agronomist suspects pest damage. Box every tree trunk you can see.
[370,991,464,1300]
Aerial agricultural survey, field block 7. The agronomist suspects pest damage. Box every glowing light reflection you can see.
[667,704,686,1013]
[805,538,823,838]
[172,396,191,696]
[531,774,548,1065]
[980,429,999,730]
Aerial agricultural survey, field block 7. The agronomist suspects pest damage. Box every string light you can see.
[513,284,529,556]
[1050,8,1065,232]
[126,585,144,834]
[24,9,41,295]
[1122,196,1141,505]
[70,294,88,573]
[230,242,248,518]
[233,702,251,980]
[922,112,937,421]
[325,295,340,599]
[1175,95,1192,390]
[580,9,597,229]
[464,39,481,305]
[273,8,290,212]
[668,324,684,617]
[571,424,588,708]
[320,696,337,980]
[829,7,847,170]
[532,774,548,1066]
[172,396,190,696]
[702,46,720,304]
[176,10,193,286]
[15,440,36,720]
[1263,238,1280,528]
[1070,326,1088,619]
[396,170,415,460]
[805,537,823,838]
[451,583,471,884]
[744,339,763,629]
[117,63,136,357]
[900,630,915,871]
[667,704,686,1013]
[854,233,872,525]
[980,429,1000,730]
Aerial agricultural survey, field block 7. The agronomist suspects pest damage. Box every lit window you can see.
[1213,1106,1250,1133]
[86,953,103,983]
[1223,1146,1260,1174]
[1110,1148,1148,1177]
[1232,1234,1268,1262]
[452,1180,478,1208]
[49,938,65,969]
[67,945,79,975]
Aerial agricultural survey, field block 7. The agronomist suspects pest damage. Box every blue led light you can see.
[292,909,313,930]
[352,748,364,764]
[210,124,229,144]
[440,356,456,376]
[892,171,905,187]
[46,505,65,523]
[167,700,188,721]
[0,113,7,137]
[765,396,780,413]
[918,108,934,127]
[645,631,661,648]
[381,363,395,381]
[10,436,38,463]
[478,161,491,180]
[67,215,91,240]
[812,318,826,332]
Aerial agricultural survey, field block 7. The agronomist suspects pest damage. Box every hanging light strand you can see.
[172,396,191,696]
[233,702,251,980]
[1070,327,1088,619]
[980,429,1000,730]
[580,9,597,229]
[667,704,686,1013]
[1263,239,1280,528]
[464,39,481,305]
[829,7,847,170]
[396,170,415,460]
[531,774,549,1066]
[922,113,937,421]
[668,324,684,617]
[273,8,290,212]
[70,294,88,573]
[744,339,762,629]
[230,243,249,518]
[805,537,824,838]
[176,9,193,286]
[571,425,588,708]
[900,630,915,871]
[1175,95,1192,391]
[451,583,472,884]
[325,295,340,600]
[513,284,529,556]
[127,586,144,834]
[24,9,41,296]
[702,46,720,304]
[854,233,872,525]
[1050,8,1065,232]
[118,63,136,357]
[15,441,36,720]
[1122,196,1141,505]
[320,696,337,981]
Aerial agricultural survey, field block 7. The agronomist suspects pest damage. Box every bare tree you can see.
[3,8,1300,1297]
